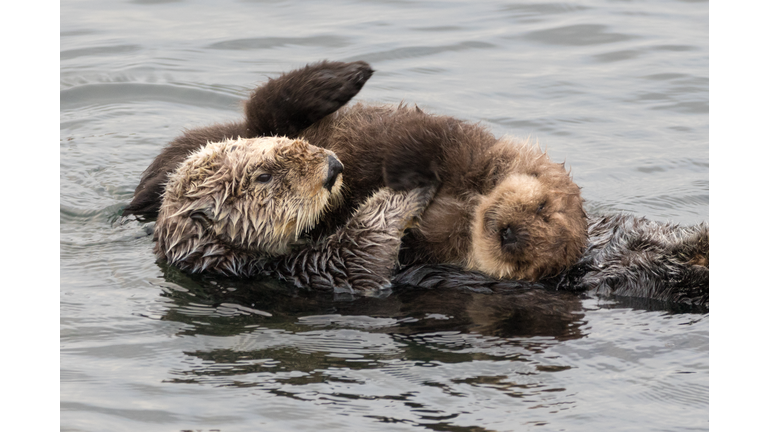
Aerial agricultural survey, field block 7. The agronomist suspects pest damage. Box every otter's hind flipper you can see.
[558,214,709,306]
[245,60,374,138]
[267,185,436,294]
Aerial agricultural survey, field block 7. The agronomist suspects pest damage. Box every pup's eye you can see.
[537,202,546,213]
[255,173,272,183]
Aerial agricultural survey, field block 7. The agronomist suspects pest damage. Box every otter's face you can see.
[470,172,587,281]
[155,137,344,267]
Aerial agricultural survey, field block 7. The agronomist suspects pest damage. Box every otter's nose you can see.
[500,225,527,253]
[324,155,344,191]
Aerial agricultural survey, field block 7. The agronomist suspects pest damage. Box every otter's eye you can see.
[255,173,272,183]
[537,202,546,214]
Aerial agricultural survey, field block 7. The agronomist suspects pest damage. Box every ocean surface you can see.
[60,0,709,430]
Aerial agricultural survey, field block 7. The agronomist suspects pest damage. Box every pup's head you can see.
[154,137,344,273]
[470,159,587,281]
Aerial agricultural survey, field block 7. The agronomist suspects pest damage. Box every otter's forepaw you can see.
[246,60,374,137]
[333,186,436,293]
[383,156,440,191]
[355,185,437,232]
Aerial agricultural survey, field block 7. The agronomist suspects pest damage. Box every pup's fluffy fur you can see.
[128,60,587,282]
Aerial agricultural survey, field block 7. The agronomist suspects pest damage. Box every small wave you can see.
[525,24,635,46]
[208,35,350,51]
[60,82,244,111]
[353,41,495,63]
[61,44,141,62]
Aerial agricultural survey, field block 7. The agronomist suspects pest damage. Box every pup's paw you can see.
[383,153,440,191]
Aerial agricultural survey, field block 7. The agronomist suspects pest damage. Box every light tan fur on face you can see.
[154,137,343,273]
[467,141,587,281]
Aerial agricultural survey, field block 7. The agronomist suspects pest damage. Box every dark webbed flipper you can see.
[245,60,374,138]
[266,185,436,294]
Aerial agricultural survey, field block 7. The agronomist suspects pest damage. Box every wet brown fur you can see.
[155,137,345,275]
[297,104,587,280]
[129,60,587,282]
[153,135,439,294]
[559,213,709,304]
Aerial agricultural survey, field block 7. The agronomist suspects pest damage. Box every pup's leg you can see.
[245,60,373,137]
[267,185,436,294]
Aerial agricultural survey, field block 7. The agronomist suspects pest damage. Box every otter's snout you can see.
[324,155,344,191]
[500,225,528,254]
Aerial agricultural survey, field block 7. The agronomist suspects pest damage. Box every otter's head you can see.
[469,163,587,281]
[154,136,344,274]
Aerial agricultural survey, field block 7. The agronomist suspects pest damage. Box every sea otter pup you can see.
[155,135,437,293]
[293,103,586,281]
[127,60,587,282]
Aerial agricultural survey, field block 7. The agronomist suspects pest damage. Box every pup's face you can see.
[470,172,587,281]
[156,137,344,262]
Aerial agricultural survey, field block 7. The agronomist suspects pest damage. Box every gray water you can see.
[60,0,709,430]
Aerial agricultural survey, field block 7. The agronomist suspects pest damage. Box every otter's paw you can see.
[331,186,437,293]
[267,186,436,295]
[380,115,445,191]
[383,157,440,191]
[245,60,374,137]
[352,185,438,234]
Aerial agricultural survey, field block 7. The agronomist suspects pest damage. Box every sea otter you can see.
[126,60,587,282]
[155,135,437,293]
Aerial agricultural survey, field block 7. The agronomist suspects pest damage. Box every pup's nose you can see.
[500,225,527,253]
[501,226,518,246]
[324,155,344,191]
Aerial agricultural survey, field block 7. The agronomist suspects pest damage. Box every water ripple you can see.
[209,35,350,51]
[354,41,495,63]
[499,2,590,18]
[524,24,635,46]
[61,44,142,61]
[61,82,243,111]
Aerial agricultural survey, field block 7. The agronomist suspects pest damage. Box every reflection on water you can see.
[61,0,708,430]
[129,266,706,431]
[156,272,590,428]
